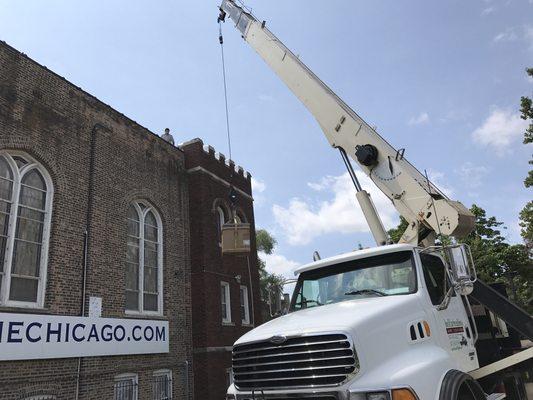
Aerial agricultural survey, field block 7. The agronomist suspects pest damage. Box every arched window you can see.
[216,206,227,232]
[216,205,229,245]
[0,152,53,308]
[125,202,163,314]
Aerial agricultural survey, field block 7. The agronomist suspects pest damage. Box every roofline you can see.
[294,244,418,276]
[0,40,183,153]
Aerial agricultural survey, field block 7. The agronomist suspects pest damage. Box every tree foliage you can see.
[519,67,533,250]
[520,67,533,148]
[387,216,409,244]
[519,201,533,252]
[255,229,284,302]
[256,229,277,255]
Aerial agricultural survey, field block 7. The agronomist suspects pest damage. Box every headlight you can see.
[350,388,417,400]
[366,392,390,400]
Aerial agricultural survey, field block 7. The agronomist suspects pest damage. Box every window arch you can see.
[235,209,247,224]
[0,151,53,308]
[125,201,163,314]
[215,204,230,246]
[216,205,227,232]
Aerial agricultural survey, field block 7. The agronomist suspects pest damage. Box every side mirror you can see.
[282,293,291,315]
[444,244,476,296]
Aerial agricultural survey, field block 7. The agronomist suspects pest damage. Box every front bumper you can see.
[227,390,349,400]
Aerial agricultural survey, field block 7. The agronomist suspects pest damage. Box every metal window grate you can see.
[24,396,56,400]
[153,374,172,400]
[232,333,359,390]
[114,379,138,400]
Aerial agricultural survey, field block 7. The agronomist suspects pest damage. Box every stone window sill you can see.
[0,305,51,314]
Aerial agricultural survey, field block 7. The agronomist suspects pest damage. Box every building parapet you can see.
[180,138,252,195]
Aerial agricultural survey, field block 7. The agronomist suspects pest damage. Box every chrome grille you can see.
[232,333,358,390]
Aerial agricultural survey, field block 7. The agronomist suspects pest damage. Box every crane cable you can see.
[218,18,239,218]
[218,21,233,163]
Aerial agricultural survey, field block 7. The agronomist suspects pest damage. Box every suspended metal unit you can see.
[221,223,251,254]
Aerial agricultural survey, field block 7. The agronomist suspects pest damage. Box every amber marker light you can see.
[392,388,417,400]
[423,320,431,337]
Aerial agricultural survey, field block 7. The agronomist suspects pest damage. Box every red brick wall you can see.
[0,40,192,399]
[182,139,262,400]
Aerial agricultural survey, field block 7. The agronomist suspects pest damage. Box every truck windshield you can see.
[291,251,416,311]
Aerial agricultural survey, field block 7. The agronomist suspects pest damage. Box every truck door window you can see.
[420,253,450,305]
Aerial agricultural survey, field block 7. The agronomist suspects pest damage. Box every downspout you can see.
[246,255,255,326]
[183,360,190,400]
[75,123,111,400]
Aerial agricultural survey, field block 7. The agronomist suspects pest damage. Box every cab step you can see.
[486,394,506,400]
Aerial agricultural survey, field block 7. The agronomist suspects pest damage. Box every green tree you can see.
[520,67,533,148]
[256,229,277,255]
[255,229,284,304]
[462,205,509,282]
[519,202,533,252]
[387,216,408,244]
[519,68,533,251]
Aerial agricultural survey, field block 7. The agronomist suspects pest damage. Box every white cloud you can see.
[307,176,336,191]
[251,177,266,193]
[455,162,490,188]
[260,252,299,279]
[525,25,533,50]
[425,169,455,198]
[471,108,528,155]
[408,112,430,126]
[493,27,518,43]
[481,6,495,15]
[493,25,533,49]
[273,172,397,246]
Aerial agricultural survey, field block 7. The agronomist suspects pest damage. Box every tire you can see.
[440,370,486,400]
[458,383,477,400]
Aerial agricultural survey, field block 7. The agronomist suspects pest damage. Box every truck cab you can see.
[226,244,479,400]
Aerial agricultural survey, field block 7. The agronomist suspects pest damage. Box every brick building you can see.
[182,139,261,400]
[0,39,260,400]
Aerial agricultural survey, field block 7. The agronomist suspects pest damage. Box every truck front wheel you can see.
[440,370,486,400]
[458,383,478,400]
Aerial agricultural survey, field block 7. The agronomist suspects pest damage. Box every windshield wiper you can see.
[345,289,388,297]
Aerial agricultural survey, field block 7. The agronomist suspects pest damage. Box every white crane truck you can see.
[218,2,533,399]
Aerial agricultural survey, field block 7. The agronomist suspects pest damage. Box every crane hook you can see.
[218,8,227,24]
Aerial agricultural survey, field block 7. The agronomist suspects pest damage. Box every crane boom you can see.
[219,0,474,245]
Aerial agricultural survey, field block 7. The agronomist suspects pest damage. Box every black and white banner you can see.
[0,313,169,360]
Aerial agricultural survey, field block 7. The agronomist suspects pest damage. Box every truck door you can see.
[417,251,478,371]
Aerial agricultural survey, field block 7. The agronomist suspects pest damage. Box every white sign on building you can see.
[0,313,169,361]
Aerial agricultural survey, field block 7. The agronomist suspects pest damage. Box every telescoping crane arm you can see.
[219,0,474,246]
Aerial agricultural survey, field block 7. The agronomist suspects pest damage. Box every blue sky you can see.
[1,0,532,279]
